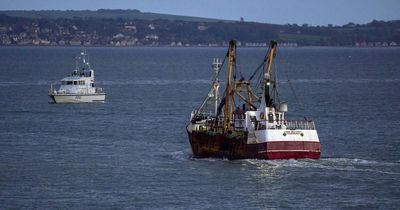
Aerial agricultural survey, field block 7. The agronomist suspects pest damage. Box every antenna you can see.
[212,58,222,115]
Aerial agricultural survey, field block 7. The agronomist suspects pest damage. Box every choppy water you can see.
[0,47,399,209]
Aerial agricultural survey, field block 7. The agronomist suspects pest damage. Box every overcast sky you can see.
[1,0,400,26]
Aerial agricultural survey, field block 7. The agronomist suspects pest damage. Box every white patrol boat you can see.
[49,51,106,103]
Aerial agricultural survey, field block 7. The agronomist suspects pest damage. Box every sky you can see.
[1,0,400,26]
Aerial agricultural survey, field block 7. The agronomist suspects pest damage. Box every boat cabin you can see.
[61,80,86,86]
[72,69,94,77]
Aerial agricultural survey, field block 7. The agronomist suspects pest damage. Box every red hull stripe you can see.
[268,150,319,152]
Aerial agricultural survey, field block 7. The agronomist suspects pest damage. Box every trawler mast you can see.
[223,40,236,132]
[262,40,278,108]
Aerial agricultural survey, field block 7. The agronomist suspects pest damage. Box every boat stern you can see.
[255,128,321,160]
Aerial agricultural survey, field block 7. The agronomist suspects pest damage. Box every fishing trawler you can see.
[186,40,321,160]
[49,51,106,103]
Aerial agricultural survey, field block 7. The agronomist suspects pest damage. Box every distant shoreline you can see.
[1,45,399,49]
[1,10,399,49]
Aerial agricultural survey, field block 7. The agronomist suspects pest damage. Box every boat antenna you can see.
[75,56,79,70]
[214,55,228,83]
[195,55,227,116]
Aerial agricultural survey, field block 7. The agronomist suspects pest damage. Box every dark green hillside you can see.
[0,10,399,47]
[0,9,228,22]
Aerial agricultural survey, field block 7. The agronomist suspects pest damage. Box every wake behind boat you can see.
[49,51,106,103]
[187,40,321,160]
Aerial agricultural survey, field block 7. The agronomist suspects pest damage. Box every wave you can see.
[169,150,232,162]
[4,110,57,114]
[0,131,37,138]
[169,149,193,161]
[283,78,400,84]
[2,78,400,87]
[0,80,53,86]
[0,79,211,86]
[168,151,400,175]
[244,158,400,175]
[99,79,210,85]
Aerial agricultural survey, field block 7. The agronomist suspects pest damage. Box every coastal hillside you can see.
[0,9,226,22]
[0,9,399,47]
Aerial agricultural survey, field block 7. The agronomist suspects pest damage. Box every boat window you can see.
[67,81,73,85]
[73,81,78,85]
[91,83,94,87]
[268,112,274,123]
[82,81,85,85]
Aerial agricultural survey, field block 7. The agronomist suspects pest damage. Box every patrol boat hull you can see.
[49,93,106,103]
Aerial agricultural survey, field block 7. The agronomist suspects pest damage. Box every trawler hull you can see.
[187,130,320,160]
[49,93,106,103]
[187,40,322,160]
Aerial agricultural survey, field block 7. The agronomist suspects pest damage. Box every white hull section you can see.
[50,93,106,103]
[248,129,319,144]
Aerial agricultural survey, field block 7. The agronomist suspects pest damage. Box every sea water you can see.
[0,46,399,209]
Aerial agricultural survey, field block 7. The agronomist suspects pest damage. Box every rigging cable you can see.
[253,60,266,97]
[233,48,238,80]
[281,57,308,120]
[248,55,267,81]
[273,62,281,105]
[214,52,228,80]
[249,49,272,99]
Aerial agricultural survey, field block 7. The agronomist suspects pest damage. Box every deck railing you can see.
[191,112,316,131]
[285,120,316,130]
[249,119,316,130]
